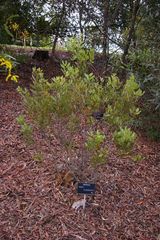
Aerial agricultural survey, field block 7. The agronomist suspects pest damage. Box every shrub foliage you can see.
[17,38,143,166]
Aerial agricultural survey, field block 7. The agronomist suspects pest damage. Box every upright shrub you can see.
[52,62,104,121]
[105,74,143,127]
[128,48,160,140]
[113,127,136,152]
[17,38,106,168]
[17,37,144,169]
[85,130,107,166]
[18,39,104,131]
[17,68,55,129]
[66,38,94,77]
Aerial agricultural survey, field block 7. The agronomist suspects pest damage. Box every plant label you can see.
[77,183,96,194]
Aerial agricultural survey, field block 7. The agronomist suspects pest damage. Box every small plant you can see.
[17,38,105,172]
[91,148,108,166]
[52,62,104,120]
[86,130,105,150]
[16,115,33,144]
[66,38,94,77]
[86,130,107,166]
[17,68,55,129]
[105,74,143,127]
[113,127,136,152]
[132,154,143,162]
[33,152,43,162]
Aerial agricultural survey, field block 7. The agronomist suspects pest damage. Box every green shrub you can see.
[17,37,144,169]
[113,127,136,152]
[17,38,106,170]
[105,74,143,127]
[85,130,105,151]
[17,68,55,129]
[85,130,107,166]
[128,48,160,139]
[52,70,104,119]
[17,39,104,132]
[66,37,94,77]
[91,148,107,166]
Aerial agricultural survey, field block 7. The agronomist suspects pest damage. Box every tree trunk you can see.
[52,33,59,55]
[52,0,66,55]
[102,0,109,73]
[78,0,84,39]
[122,0,140,64]
[120,0,140,81]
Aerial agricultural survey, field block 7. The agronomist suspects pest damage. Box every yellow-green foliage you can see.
[17,68,55,129]
[17,38,144,166]
[85,130,107,166]
[0,56,18,82]
[33,152,43,162]
[66,38,94,77]
[17,40,104,132]
[16,115,33,144]
[85,130,105,151]
[52,62,104,119]
[132,154,143,162]
[113,127,136,152]
[105,74,143,127]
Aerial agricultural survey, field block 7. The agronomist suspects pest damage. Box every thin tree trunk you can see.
[52,1,66,55]
[102,0,109,74]
[78,0,84,39]
[52,34,59,55]
[120,0,140,81]
[122,0,140,64]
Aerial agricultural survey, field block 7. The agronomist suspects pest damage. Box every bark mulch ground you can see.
[0,60,160,240]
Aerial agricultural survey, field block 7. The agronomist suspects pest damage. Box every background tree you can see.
[0,0,21,43]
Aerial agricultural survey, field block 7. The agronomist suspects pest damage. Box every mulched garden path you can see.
[0,58,160,240]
